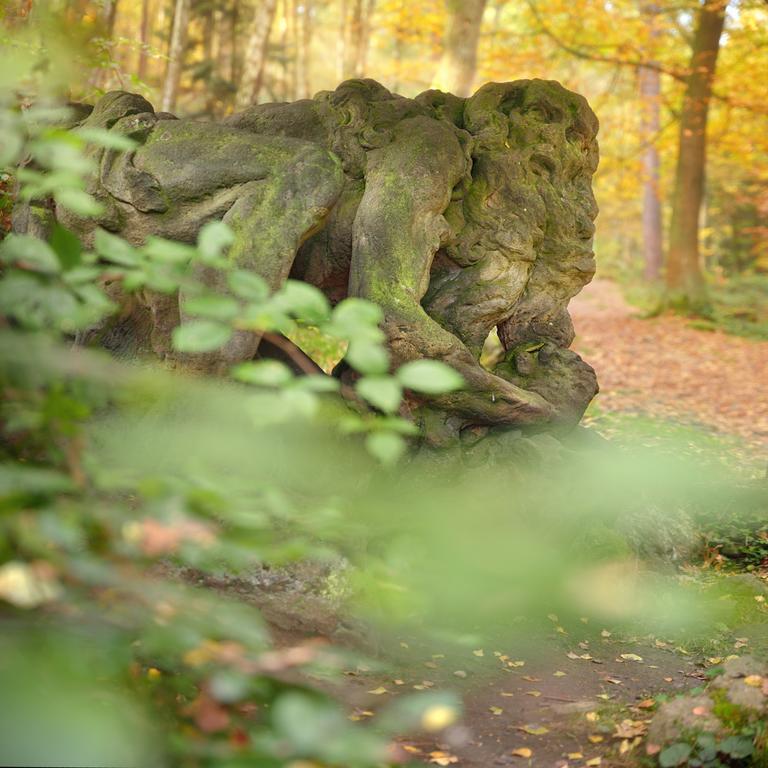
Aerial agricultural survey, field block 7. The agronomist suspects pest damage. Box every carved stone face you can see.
[459,80,600,344]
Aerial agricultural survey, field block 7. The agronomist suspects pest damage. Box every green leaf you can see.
[76,127,139,152]
[345,340,389,375]
[49,225,82,270]
[198,220,235,262]
[54,188,104,217]
[183,294,240,321]
[172,320,232,353]
[365,431,406,466]
[272,280,331,323]
[331,298,383,333]
[142,236,196,265]
[659,743,693,768]
[228,270,269,301]
[291,375,340,393]
[355,376,402,413]
[0,234,60,274]
[718,736,753,759]
[94,228,140,267]
[396,359,464,394]
[231,360,294,387]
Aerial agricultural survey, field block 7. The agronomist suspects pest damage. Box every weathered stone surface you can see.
[18,78,600,437]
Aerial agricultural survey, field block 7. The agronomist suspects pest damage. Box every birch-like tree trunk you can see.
[432,0,487,96]
[639,3,663,282]
[296,0,313,98]
[160,0,190,112]
[665,0,727,309]
[235,0,278,110]
[137,0,150,81]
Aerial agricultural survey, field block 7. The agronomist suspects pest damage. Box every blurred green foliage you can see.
[1,11,767,768]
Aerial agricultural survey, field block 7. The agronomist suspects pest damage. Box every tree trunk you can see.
[665,0,727,310]
[138,0,151,81]
[432,0,488,96]
[337,0,348,82]
[160,0,190,112]
[235,0,278,110]
[296,0,313,98]
[639,3,663,282]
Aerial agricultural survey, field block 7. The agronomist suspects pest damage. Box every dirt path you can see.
[569,279,768,455]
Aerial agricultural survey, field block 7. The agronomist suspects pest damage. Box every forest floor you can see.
[570,278,768,458]
[270,279,768,767]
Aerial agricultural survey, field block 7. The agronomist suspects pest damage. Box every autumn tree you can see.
[161,0,191,111]
[235,0,278,109]
[432,0,487,96]
[665,0,728,310]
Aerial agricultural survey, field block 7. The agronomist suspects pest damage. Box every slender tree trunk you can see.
[161,0,190,112]
[639,4,663,282]
[138,0,151,80]
[357,0,375,76]
[432,0,487,96]
[337,0,348,82]
[235,0,278,110]
[296,0,313,98]
[665,0,727,309]
[230,0,240,86]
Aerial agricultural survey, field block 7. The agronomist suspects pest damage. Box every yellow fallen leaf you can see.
[511,748,533,758]
[588,734,603,744]
[755,595,765,603]
[553,671,567,677]
[508,660,525,668]
[147,667,161,680]
[568,752,584,760]
[586,758,602,766]
[586,712,599,722]
[403,745,423,754]
[522,676,541,682]
[393,679,405,685]
[429,750,458,766]
[744,675,764,687]
[489,706,504,715]
[601,630,612,638]
[422,705,458,731]
[525,691,542,697]
[620,653,643,662]
[501,692,515,697]
[520,725,549,735]
[367,687,388,695]
[473,649,484,657]
[706,657,723,665]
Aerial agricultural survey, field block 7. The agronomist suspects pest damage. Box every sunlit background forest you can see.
[2,2,768,767]
[9,0,768,325]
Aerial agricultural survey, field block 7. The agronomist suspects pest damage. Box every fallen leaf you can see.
[520,725,549,735]
[744,675,764,687]
[429,750,459,766]
[525,691,542,697]
[604,677,623,685]
[489,706,504,715]
[522,676,541,682]
[511,748,533,759]
[586,758,601,766]
[508,660,526,668]
[473,649,484,657]
[586,712,599,723]
[588,735,604,744]
[568,753,584,760]
[501,692,515,697]
[453,670,467,678]
[601,630,612,638]
[424,661,438,669]
[637,699,655,709]
[368,687,388,695]
[620,653,643,662]
[393,679,405,685]
[403,745,423,754]
[554,670,567,677]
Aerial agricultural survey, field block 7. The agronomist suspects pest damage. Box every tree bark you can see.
[235,0,278,110]
[639,4,663,282]
[138,0,151,81]
[665,0,727,309]
[296,0,313,98]
[160,0,191,112]
[432,0,488,97]
[337,0,348,82]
